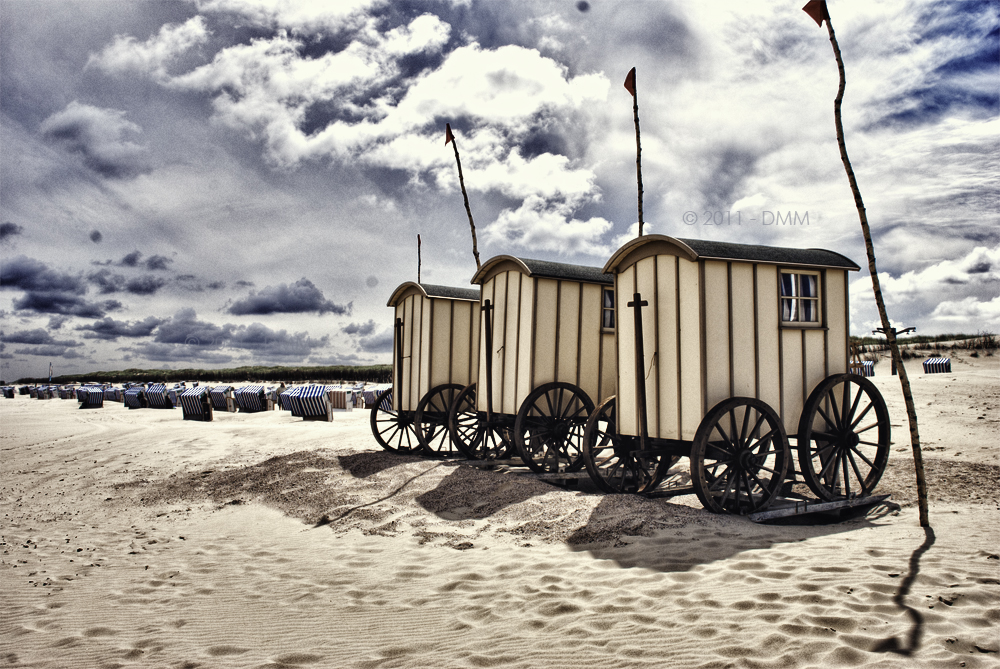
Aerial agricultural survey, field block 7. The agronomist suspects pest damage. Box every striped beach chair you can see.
[923,358,951,374]
[326,386,354,411]
[297,385,334,421]
[104,387,122,402]
[179,386,213,421]
[123,387,147,409]
[210,385,237,412]
[78,386,105,409]
[362,384,391,409]
[2,387,14,399]
[234,385,271,413]
[278,386,302,413]
[146,383,173,409]
[18,386,30,396]
[849,360,875,377]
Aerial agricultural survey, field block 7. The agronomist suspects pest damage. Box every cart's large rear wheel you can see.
[583,396,668,494]
[514,382,594,473]
[797,373,890,501]
[415,383,464,458]
[691,397,789,514]
[447,383,511,460]
[370,388,420,454]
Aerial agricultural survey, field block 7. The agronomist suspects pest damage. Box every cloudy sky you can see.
[1,0,997,381]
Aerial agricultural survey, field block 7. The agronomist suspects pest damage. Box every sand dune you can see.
[2,365,998,668]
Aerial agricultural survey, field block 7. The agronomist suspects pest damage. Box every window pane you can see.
[780,273,796,297]
[603,309,614,329]
[801,275,818,298]
[782,298,796,321]
[603,288,614,308]
[802,299,817,322]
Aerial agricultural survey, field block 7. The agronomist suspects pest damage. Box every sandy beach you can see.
[2,358,998,668]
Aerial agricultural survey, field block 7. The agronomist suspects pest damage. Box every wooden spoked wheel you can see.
[514,382,595,474]
[797,373,890,501]
[415,383,465,458]
[446,383,511,460]
[582,396,669,494]
[691,397,789,514]
[370,388,420,454]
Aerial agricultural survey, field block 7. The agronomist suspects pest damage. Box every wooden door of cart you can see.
[583,235,891,514]
[371,282,480,457]
[448,256,616,472]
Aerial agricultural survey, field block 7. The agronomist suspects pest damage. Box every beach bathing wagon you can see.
[448,256,617,473]
[583,235,891,514]
[371,282,481,457]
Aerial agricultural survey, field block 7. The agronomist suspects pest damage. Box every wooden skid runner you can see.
[748,494,891,522]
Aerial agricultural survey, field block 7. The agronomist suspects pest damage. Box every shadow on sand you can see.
[872,526,936,655]
[415,465,553,520]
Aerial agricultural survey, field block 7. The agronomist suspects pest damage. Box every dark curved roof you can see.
[604,234,860,273]
[387,281,479,306]
[677,238,860,270]
[472,255,613,285]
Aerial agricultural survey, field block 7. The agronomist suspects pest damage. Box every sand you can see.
[1,360,998,668]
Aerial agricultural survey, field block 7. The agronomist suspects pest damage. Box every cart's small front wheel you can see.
[370,388,420,454]
[583,396,666,494]
[691,397,789,514]
[447,383,511,460]
[415,383,464,458]
[514,382,594,473]
[797,373,890,501]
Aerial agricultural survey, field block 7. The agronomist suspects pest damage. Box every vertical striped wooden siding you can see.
[614,253,852,438]
[392,291,480,413]
[476,271,614,414]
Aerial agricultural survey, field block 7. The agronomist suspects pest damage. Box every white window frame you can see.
[779,270,822,327]
[601,286,615,331]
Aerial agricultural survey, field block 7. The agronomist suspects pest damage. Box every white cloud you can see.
[39,101,151,179]
[87,16,210,82]
[485,196,612,256]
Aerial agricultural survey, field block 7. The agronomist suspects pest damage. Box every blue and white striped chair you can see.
[78,386,105,409]
[146,383,173,409]
[361,384,391,409]
[278,386,303,414]
[2,387,14,399]
[124,387,146,409]
[297,385,332,421]
[235,385,271,413]
[850,360,875,377]
[923,358,951,374]
[180,386,213,421]
[210,385,236,412]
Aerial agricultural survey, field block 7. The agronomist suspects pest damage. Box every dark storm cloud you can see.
[12,293,121,318]
[76,316,164,340]
[90,230,103,243]
[358,329,394,353]
[1,256,83,294]
[47,315,70,329]
[14,345,86,359]
[228,323,329,358]
[702,147,759,211]
[120,251,143,267]
[341,320,377,336]
[125,275,167,295]
[145,254,173,270]
[87,268,167,295]
[154,308,233,346]
[1,222,24,243]
[39,101,153,179]
[2,328,81,347]
[227,278,351,315]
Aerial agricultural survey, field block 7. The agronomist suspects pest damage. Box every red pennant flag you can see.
[623,67,636,96]
[802,0,829,27]
[445,123,454,145]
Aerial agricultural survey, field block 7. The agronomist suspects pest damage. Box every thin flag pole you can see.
[624,67,644,236]
[803,0,929,528]
[417,234,422,284]
[445,123,481,270]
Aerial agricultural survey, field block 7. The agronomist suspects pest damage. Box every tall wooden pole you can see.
[804,0,929,527]
[446,123,481,270]
[417,234,421,284]
[624,68,644,236]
